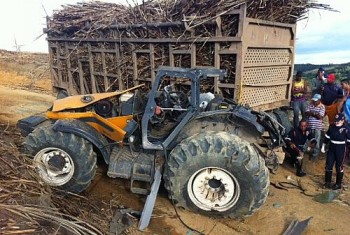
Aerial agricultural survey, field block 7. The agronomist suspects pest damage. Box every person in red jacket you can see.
[321,73,343,126]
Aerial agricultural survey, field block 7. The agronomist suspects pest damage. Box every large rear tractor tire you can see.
[164,131,269,218]
[24,126,97,193]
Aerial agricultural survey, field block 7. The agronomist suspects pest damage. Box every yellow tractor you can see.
[18,66,287,228]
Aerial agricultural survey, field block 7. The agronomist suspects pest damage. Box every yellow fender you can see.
[51,84,144,112]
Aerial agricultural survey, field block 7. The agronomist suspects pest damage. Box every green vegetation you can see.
[294,62,350,83]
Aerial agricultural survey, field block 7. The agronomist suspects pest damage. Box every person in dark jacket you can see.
[311,67,327,96]
[321,73,343,126]
[285,120,316,177]
[321,113,350,189]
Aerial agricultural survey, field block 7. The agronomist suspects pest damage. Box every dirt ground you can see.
[1,52,350,235]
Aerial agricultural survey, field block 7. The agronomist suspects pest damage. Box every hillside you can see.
[0,49,52,93]
[295,62,350,81]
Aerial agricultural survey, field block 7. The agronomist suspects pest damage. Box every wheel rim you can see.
[33,147,74,186]
[187,167,240,212]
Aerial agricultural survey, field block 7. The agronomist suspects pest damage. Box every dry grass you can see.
[0,124,115,234]
[47,0,334,37]
[0,50,52,93]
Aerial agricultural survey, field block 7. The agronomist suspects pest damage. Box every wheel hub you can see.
[188,167,240,212]
[43,151,72,177]
[34,147,74,186]
[206,178,225,196]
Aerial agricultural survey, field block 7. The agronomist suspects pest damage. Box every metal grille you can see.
[240,85,287,107]
[244,49,291,66]
[239,47,292,108]
[242,66,290,85]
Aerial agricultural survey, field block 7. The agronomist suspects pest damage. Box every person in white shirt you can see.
[305,94,325,160]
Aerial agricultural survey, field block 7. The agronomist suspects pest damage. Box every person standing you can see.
[321,73,343,126]
[311,67,327,96]
[338,78,350,166]
[321,113,350,189]
[291,71,307,129]
[285,120,316,177]
[305,94,325,160]
[338,78,350,120]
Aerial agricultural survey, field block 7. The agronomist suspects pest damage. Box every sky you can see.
[0,0,349,65]
[296,0,350,64]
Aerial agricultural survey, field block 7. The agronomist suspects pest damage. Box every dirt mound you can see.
[0,50,51,93]
[0,50,54,125]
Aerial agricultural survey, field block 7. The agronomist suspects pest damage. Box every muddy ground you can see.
[1,51,350,235]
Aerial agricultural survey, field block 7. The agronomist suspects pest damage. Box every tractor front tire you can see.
[24,126,97,193]
[164,131,269,218]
